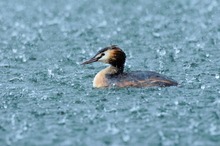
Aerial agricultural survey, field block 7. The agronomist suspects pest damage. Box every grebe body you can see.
[82,45,178,88]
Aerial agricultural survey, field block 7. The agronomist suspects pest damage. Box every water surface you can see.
[0,0,220,146]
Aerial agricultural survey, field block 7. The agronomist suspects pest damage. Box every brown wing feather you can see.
[107,71,178,87]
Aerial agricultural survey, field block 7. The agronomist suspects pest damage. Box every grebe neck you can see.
[109,61,125,74]
[93,65,122,87]
[113,65,124,74]
[102,65,124,75]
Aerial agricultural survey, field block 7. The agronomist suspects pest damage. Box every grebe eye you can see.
[96,53,105,60]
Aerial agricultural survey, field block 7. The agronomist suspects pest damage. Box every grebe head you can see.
[82,45,126,69]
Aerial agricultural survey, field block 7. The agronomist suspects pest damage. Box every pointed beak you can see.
[81,57,98,65]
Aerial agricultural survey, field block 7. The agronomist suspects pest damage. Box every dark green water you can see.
[0,0,220,146]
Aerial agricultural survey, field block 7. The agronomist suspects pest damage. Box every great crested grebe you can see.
[82,45,178,88]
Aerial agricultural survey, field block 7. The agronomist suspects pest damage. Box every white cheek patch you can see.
[95,54,102,59]
[98,51,110,63]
